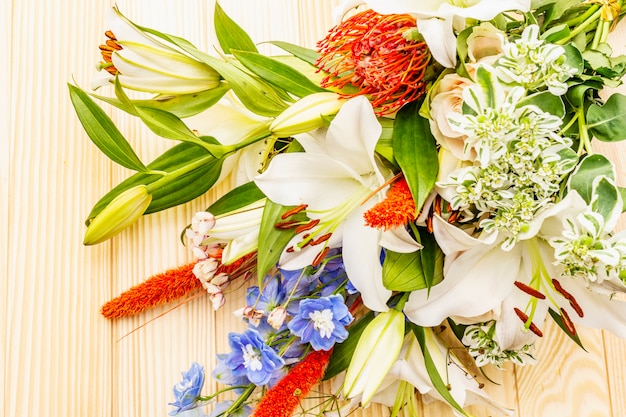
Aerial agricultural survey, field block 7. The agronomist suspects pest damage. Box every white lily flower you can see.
[404,190,626,339]
[201,200,265,265]
[365,0,531,68]
[95,7,221,94]
[254,96,420,312]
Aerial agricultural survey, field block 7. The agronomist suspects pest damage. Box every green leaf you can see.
[256,140,305,282]
[592,176,621,223]
[256,200,308,285]
[232,50,326,98]
[418,228,444,292]
[323,311,376,380]
[135,25,288,116]
[619,187,626,212]
[548,308,586,351]
[411,325,469,416]
[568,154,615,203]
[91,83,231,118]
[214,2,258,54]
[587,93,626,142]
[383,251,427,292]
[393,100,439,211]
[518,91,565,118]
[207,182,266,216]
[68,84,149,173]
[267,41,321,65]
[86,142,224,223]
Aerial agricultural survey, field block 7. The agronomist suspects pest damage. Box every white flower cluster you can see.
[462,321,536,368]
[551,211,626,286]
[441,68,578,248]
[496,25,578,95]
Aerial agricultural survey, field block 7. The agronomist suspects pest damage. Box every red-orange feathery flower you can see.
[316,9,431,115]
[252,349,333,417]
[101,262,202,319]
[364,177,416,229]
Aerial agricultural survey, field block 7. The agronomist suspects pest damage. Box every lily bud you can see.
[343,309,405,406]
[94,7,221,94]
[269,92,344,137]
[83,185,152,245]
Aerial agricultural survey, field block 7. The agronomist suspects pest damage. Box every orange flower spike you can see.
[316,9,431,115]
[100,262,202,319]
[252,349,333,417]
[364,178,416,230]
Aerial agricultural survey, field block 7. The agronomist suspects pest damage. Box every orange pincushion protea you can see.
[364,177,416,230]
[316,9,431,115]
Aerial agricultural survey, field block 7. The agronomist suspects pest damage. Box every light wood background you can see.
[2,1,625,416]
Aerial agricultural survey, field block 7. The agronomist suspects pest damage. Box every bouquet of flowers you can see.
[70,0,626,416]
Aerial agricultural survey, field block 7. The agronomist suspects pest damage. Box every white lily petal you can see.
[255,153,364,211]
[432,214,497,255]
[343,205,391,312]
[404,242,520,326]
[221,229,260,264]
[380,227,422,253]
[416,17,457,68]
[560,278,626,338]
[321,96,383,177]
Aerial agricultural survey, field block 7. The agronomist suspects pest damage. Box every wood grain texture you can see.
[2,1,626,416]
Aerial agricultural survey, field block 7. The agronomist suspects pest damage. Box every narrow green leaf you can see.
[548,308,586,351]
[68,84,149,173]
[135,24,288,117]
[323,311,376,380]
[86,142,224,223]
[411,325,470,416]
[214,2,258,54]
[418,228,444,292]
[91,83,231,118]
[232,50,326,98]
[393,100,439,212]
[568,154,615,203]
[268,41,321,65]
[587,93,626,142]
[256,140,305,282]
[113,78,227,156]
[256,201,308,286]
[207,182,266,216]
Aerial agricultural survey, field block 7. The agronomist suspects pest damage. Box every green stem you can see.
[196,385,251,402]
[576,106,593,156]
[220,384,256,416]
[145,154,215,194]
[556,8,602,45]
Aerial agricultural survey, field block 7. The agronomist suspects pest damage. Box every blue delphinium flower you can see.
[245,276,287,314]
[169,362,206,415]
[225,328,285,386]
[212,354,250,387]
[288,294,353,351]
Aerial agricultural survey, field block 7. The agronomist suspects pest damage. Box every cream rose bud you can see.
[428,73,474,160]
[466,22,505,63]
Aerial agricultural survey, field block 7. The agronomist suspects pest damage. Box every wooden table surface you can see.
[2,1,625,416]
